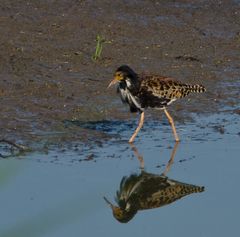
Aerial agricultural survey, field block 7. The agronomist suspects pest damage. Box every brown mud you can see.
[0,0,239,151]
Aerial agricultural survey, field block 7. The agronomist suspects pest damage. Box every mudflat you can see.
[0,0,239,150]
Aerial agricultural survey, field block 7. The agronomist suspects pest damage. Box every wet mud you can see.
[0,0,239,152]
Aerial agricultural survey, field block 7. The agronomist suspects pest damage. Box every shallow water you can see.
[0,112,239,237]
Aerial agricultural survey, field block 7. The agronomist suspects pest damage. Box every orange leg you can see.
[129,143,145,169]
[129,112,145,143]
[163,108,180,142]
[162,141,179,176]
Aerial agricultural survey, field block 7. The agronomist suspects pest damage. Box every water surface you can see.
[0,113,239,236]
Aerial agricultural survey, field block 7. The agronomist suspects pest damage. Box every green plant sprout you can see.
[92,35,106,61]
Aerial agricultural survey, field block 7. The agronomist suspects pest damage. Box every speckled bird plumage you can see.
[104,171,204,223]
[116,65,206,113]
[108,65,206,142]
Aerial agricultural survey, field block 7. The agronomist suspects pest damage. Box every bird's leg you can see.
[162,141,179,176]
[163,108,180,142]
[129,143,145,169]
[129,112,145,143]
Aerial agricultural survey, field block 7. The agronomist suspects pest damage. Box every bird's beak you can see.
[107,78,118,88]
[103,196,114,209]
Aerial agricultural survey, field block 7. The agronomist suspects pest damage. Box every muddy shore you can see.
[0,0,239,152]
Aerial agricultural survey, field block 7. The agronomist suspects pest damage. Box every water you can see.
[0,113,239,237]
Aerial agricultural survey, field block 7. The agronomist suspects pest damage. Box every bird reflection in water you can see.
[104,143,204,223]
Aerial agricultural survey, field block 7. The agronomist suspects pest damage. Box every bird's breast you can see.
[118,85,143,112]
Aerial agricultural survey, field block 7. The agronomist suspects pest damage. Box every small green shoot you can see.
[92,35,105,61]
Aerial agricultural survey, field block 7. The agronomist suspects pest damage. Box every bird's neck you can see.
[124,75,140,93]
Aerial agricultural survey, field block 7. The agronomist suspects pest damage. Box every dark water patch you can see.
[63,119,135,134]
[0,139,30,158]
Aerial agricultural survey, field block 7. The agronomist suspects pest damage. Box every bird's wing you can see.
[138,174,204,209]
[140,75,189,100]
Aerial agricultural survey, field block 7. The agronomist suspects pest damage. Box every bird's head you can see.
[107,65,138,88]
[103,196,137,223]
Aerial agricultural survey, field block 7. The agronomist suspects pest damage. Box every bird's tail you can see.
[185,84,206,93]
[179,184,205,196]
[185,185,205,193]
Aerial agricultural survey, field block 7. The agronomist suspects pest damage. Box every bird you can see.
[104,171,204,223]
[108,65,206,143]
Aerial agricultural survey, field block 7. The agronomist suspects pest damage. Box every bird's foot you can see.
[128,138,134,143]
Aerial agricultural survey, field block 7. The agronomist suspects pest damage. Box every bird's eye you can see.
[115,72,124,81]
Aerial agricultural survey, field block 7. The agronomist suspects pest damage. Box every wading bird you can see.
[104,173,204,223]
[103,142,204,223]
[108,65,206,143]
